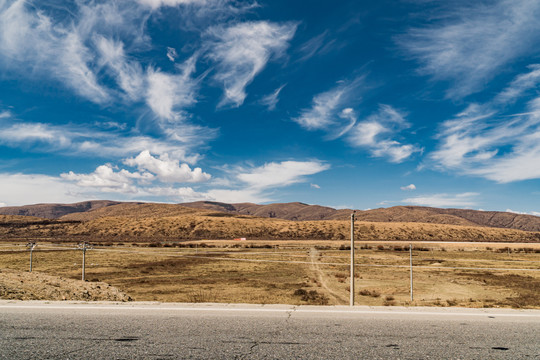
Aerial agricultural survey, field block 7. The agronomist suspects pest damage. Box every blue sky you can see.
[0,0,539,215]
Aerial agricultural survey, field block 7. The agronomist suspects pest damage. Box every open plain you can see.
[1,240,539,308]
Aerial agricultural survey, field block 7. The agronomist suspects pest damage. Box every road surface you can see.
[1,301,539,359]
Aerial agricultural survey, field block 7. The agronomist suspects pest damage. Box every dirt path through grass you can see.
[309,247,347,304]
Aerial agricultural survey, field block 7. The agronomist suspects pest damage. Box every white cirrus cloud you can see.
[205,20,297,107]
[0,120,211,164]
[260,84,286,111]
[400,184,416,191]
[399,0,540,99]
[166,47,178,62]
[95,36,145,101]
[402,192,479,208]
[347,105,422,163]
[236,160,330,190]
[137,0,209,10]
[430,65,540,183]
[146,56,199,121]
[205,188,272,203]
[294,78,363,131]
[124,150,211,183]
[0,1,203,121]
[310,183,321,189]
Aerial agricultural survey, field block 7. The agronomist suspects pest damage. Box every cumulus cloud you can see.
[402,192,479,208]
[61,164,153,193]
[399,0,540,99]
[124,150,211,183]
[400,184,416,191]
[430,65,540,183]
[205,21,297,107]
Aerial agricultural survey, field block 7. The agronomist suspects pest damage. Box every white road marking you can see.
[1,303,539,317]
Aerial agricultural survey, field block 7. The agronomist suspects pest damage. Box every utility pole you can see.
[26,241,37,272]
[409,244,413,302]
[77,242,93,281]
[350,211,356,307]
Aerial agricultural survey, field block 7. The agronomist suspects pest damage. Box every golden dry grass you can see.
[1,241,538,308]
[2,212,540,243]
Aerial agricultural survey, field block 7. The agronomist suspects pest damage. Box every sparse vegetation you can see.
[1,238,539,308]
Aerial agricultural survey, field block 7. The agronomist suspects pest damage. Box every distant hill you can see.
[0,200,125,219]
[181,201,540,232]
[1,207,539,243]
[1,200,539,233]
[181,201,349,221]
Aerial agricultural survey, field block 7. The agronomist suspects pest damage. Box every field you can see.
[1,240,539,308]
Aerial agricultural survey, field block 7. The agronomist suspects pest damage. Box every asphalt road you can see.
[1,302,539,359]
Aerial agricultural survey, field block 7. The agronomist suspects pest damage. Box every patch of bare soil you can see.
[0,269,132,301]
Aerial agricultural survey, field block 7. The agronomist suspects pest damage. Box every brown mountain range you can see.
[1,204,539,243]
[0,200,123,219]
[0,200,539,233]
[180,201,540,232]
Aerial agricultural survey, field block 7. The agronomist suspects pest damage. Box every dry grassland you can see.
[2,211,540,243]
[1,241,539,308]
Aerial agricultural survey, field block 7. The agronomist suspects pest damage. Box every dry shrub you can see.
[293,289,329,305]
[358,289,380,298]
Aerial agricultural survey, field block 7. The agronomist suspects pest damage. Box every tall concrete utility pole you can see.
[409,244,414,301]
[350,211,355,307]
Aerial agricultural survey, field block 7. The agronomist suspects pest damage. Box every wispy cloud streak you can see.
[399,0,540,99]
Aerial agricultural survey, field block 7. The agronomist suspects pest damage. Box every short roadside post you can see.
[350,211,356,307]
[77,241,93,281]
[26,241,37,272]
